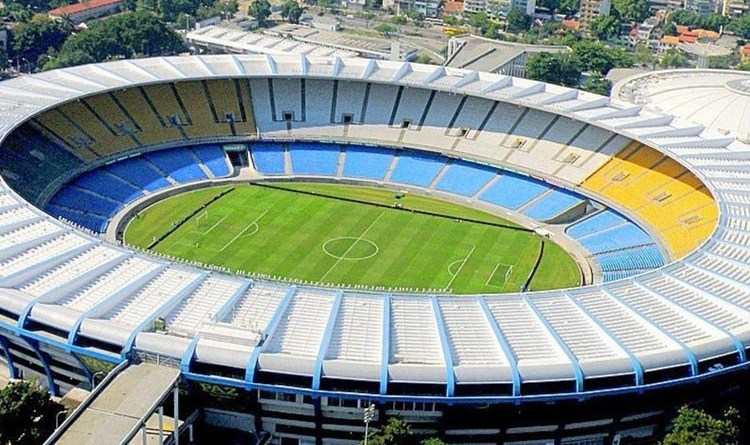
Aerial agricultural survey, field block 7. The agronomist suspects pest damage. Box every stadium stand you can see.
[250,142,286,175]
[434,160,497,196]
[341,145,394,180]
[289,142,340,176]
[582,144,718,258]
[566,210,666,281]
[389,151,446,187]
[479,172,550,210]
[0,124,85,204]
[111,87,185,146]
[523,188,585,221]
[191,145,232,177]
[144,148,208,183]
[46,146,231,232]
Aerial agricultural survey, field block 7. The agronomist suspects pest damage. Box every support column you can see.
[174,386,180,445]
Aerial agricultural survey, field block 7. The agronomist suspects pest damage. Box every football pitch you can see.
[124,183,581,294]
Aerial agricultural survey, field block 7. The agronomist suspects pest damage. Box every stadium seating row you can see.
[250,141,588,219]
[32,80,257,159]
[582,144,718,259]
[45,145,232,233]
[565,209,666,280]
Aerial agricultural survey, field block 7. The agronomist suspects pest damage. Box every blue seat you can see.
[566,210,627,239]
[579,224,654,254]
[389,151,446,187]
[49,188,121,217]
[47,205,108,233]
[74,170,142,203]
[192,145,231,177]
[289,143,340,176]
[435,161,497,196]
[523,188,585,221]
[251,143,286,175]
[343,146,394,180]
[479,172,549,210]
[106,158,171,192]
[144,148,207,183]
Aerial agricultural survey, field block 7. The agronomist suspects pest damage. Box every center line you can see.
[319,211,386,282]
[445,245,476,291]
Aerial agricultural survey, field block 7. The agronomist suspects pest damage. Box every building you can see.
[685,0,720,15]
[446,34,570,77]
[580,0,611,31]
[723,0,750,17]
[47,0,125,24]
[397,0,443,17]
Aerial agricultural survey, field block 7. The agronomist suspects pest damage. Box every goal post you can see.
[195,210,209,227]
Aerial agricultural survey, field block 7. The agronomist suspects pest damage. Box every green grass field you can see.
[124,183,581,294]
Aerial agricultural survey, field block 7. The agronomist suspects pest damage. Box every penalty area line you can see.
[197,214,228,237]
[220,209,269,252]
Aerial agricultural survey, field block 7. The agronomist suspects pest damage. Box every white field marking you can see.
[319,211,386,282]
[445,245,476,291]
[322,237,380,260]
[196,215,228,236]
[220,209,269,252]
[485,263,514,288]
[485,263,502,287]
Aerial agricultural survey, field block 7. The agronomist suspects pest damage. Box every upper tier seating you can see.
[289,143,340,176]
[582,144,717,258]
[0,124,85,204]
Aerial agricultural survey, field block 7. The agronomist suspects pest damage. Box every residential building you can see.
[580,0,611,30]
[48,0,125,24]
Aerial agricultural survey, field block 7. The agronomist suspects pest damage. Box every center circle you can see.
[322,237,379,261]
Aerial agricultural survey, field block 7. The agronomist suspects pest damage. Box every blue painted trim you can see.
[566,293,644,386]
[0,335,17,379]
[0,320,122,365]
[70,351,93,386]
[523,295,584,393]
[380,295,391,395]
[24,337,58,396]
[211,279,253,323]
[181,335,201,374]
[182,353,750,405]
[312,291,343,390]
[121,273,208,359]
[639,280,746,363]
[477,297,521,396]
[431,298,455,397]
[602,287,699,376]
[245,286,297,383]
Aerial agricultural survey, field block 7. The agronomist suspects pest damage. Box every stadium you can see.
[0,55,748,444]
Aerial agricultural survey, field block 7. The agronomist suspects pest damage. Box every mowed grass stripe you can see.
[125,183,580,294]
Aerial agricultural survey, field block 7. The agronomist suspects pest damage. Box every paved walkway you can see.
[54,364,179,445]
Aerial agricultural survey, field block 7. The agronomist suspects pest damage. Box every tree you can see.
[374,23,396,36]
[43,12,183,70]
[612,0,649,23]
[587,15,621,40]
[582,73,612,95]
[364,417,414,445]
[248,0,271,24]
[10,17,73,68]
[661,406,740,445]
[559,0,580,14]
[0,381,64,445]
[728,15,750,39]
[506,8,532,33]
[526,51,582,87]
[537,0,561,13]
[280,0,304,23]
[633,44,655,66]
[572,40,632,74]
[420,439,447,445]
[659,48,688,68]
